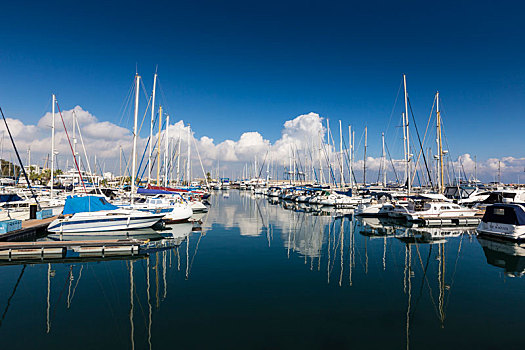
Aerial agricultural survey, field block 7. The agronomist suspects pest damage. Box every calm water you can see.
[0,190,524,349]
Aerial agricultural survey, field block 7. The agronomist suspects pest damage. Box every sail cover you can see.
[63,195,118,215]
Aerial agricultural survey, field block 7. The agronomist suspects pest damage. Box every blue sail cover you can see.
[63,196,119,215]
[137,187,174,195]
[0,194,22,202]
[335,189,352,196]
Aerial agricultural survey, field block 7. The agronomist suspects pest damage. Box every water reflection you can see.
[0,216,203,349]
[0,191,524,349]
[210,190,524,349]
[478,237,525,277]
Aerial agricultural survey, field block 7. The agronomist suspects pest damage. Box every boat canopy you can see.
[482,204,525,226]
[63,195,118,215]
[335,189,352,196]
[0,194,22,202]
[138,187,174,195]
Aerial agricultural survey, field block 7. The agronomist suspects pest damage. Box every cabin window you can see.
[494,208,505,215]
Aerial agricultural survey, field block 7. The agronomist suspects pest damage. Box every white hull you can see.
[164,205,193,222]
[190,201,208,213]
[405,209,478,221]
[477,221,525,241]
[48,210,164,233]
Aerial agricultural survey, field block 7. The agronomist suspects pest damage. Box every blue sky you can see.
[0,0,524,177]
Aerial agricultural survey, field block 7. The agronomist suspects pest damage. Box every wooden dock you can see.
[0,216,57,242]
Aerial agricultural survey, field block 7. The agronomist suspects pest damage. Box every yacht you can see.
[390,194,478,221]
[477,203,525,241]
[121,195,193,223]
[47,196,164,233]
[443,185,490,205]
[267,186,281,198]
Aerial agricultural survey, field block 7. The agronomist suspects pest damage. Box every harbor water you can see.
[0,190,523,349]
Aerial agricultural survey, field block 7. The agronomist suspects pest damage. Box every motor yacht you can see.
[477,203,525,241]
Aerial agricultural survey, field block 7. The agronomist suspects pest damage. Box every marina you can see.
[1,1,524,348]
[0,191,523,349]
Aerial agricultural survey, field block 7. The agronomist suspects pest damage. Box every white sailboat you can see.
[47,196,164,233]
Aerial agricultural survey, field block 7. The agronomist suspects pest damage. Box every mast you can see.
[403,74,411,195]
[72,112,77,163]
[288,150,291,184]
[148,72,157,184]
[51,94,56,199]
[339,120,344,188]
[436,91,444,193]
[382,132,386,186]
[164,115,169,187]
[292,148,296,184]
[27,146,31,176]
[363,126,367,186]
[352,129,355,187]
[186,123,191,185]
[402,112,408,190]
[131,74,140,204]
[318,131,324,185]
[349,125,352,189]
[119,145,122,178]
[156,106,162,186]
[474,155,477,182]
[498,161,501,184]
[326,119,331,185]
[176,131,181,184]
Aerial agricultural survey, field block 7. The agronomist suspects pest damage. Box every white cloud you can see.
[1,107,523,183]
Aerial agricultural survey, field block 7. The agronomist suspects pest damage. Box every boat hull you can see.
[47,214,164,233]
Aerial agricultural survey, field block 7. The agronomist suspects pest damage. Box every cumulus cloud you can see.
[0,107,522,183]
[0,106,135,172]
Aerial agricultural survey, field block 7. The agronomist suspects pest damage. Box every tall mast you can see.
[119,145,122,178]
[288,149,291,184]
[382,132,386,186]
[186,123,191,185]
[51,94,55,199]
[148,72,157,184]
[27,146,31,175]
[474,155,477,182]
[339,120,344,188]
[403,74,411,195]
[402,112,408,189]
[436,91,444,193]
[326,119,331,185]
[72,112,76,164]
[131,74,140,204]
[498,161,501,184]
[352,129,355,187]
[156,106,162,186]
[318,132,323,185]
[363,126,367,186]
[176,131,181,184]
[292,148,296,183]
[349,125,353,189]
[164,115,169,187]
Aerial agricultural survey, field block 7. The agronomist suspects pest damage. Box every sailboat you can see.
[47,196,164,233]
